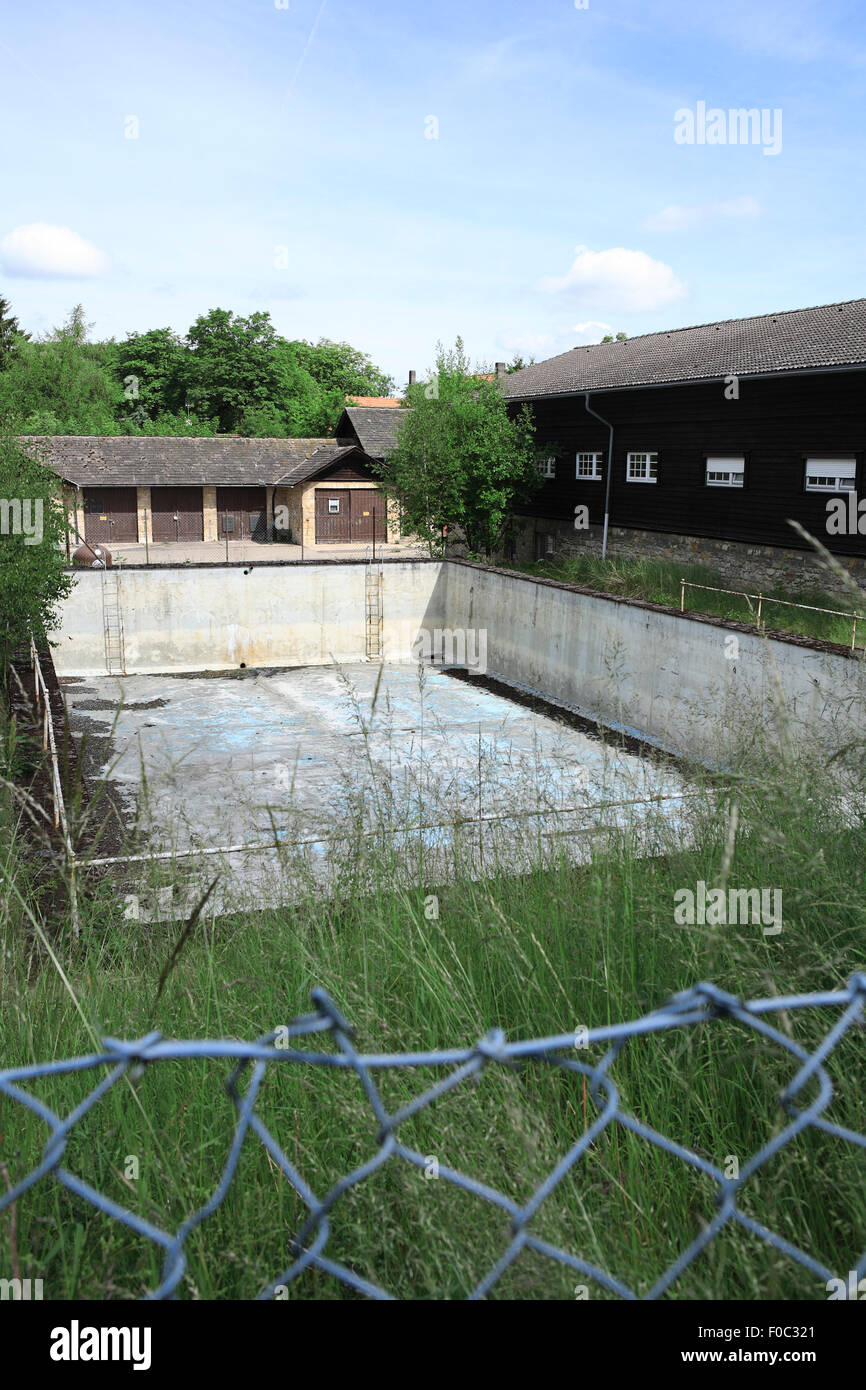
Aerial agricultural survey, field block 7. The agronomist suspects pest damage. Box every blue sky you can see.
[1,0,864,385]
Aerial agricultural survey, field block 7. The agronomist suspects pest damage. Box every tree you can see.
[110,327,188,418]
[184,308,284,432]
[0,304,122,434]
[0,295,29,371]
[0,431,72,675]
[290,338,394,398]
[601,331,628,342]
[0,300,395,438]
[375,338,539,557]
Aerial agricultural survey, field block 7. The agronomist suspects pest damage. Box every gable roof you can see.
[275,444,369,487]
[27,435,336,488]
[501,298,866,400]
[336,406,408,456]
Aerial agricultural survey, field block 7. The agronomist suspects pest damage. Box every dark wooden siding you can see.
[151,487,204,542]
[515,370,866,555]
[216,487,267,540]
[323,464,375,482]
[83,487,138,543]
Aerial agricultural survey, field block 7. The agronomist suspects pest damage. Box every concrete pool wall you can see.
[443,561,866,764]
[51,557,866,765]
[52,560,446,676]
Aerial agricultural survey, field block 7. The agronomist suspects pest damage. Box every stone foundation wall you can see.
[509,518,866,600]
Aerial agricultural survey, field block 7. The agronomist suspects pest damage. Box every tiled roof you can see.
[336,406,408,456]
[500,298,866,400]
[26,435,336,487]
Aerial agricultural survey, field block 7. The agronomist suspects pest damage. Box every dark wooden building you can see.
[501,299,866,559]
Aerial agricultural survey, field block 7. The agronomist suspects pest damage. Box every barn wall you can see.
[516,370,866,556]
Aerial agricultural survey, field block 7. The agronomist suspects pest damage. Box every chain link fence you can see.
[2,975,865,1300]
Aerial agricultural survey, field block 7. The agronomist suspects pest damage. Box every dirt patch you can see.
[74,699,168,712]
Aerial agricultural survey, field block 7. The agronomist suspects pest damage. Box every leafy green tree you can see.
[119,409,217,436]
[376,338,539,557]
[0,431,73,675]
[290,338,394,398]
[237,403,289,438]
[109,327,188,419]
[601,331,628,342]
[0,305,122,434]
[184,308,284,432]
[0,295,29,371]
[0,300,395,439]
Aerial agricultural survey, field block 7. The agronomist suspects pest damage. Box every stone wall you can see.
[509,517,866,599]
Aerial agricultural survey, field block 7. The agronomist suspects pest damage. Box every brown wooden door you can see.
[216,487,267,541]
[315,489,351,542]
[315,489,386,542]
[350,489,387,542]
[83,487,138,543]
[151,487,203,541]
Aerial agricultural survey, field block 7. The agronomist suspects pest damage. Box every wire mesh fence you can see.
[2,975,865,1300]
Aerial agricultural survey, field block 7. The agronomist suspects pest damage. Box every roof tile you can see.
[501,298,866,399]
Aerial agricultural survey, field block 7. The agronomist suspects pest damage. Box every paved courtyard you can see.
[104,538,430,566]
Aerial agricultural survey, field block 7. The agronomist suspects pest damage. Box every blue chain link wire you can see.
[2,975,865,1300]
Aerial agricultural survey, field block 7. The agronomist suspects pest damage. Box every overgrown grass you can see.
[505,553,863,647]
[2,687,865,1301]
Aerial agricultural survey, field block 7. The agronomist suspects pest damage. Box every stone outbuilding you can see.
[28,427,405,548]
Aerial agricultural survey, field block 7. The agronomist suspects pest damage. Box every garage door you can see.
[216,487,267,541]
[83,487,138,544]
[350,489,386,542]
[314,489,386,543]
[151,487,204,542]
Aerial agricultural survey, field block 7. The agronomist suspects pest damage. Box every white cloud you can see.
[645,196,764,232]
[539,246,686,313]
[497,328,568,358]
[0,223,109,278]
[498,320,618,362]
[572,320,616,344]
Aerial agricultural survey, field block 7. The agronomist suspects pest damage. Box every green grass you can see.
[2,695,866,1301]
[505,554,863,648]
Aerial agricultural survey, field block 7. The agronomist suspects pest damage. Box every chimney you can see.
[495,361,506,377]
[408,370,417,385]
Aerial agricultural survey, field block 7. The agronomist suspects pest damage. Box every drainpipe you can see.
[583,392,614,560]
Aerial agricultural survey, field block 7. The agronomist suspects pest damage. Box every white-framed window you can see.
[537,456,556,479]
[706,456,745,488]
[627,451,658,483]
[576,451,603,481]
[328,498,340,513]
[804,457,856,492]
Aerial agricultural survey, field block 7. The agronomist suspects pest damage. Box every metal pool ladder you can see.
[102,568,127,675]
[365,561,383,659]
